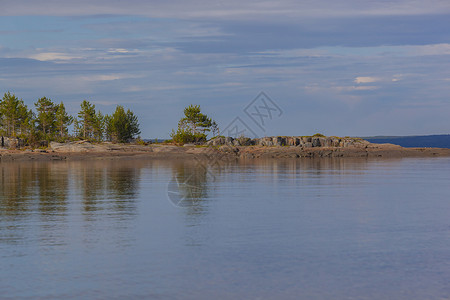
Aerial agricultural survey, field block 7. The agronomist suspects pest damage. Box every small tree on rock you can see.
[171,104,216,144]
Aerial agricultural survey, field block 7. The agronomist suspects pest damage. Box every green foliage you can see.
[17,106,36,140]
[181,105,214,134]
[0,92,41,146]
[0,92,21,136]
[135,137,146,145]
[171,104,216,144]
[313,133,326,137]
[55,102,73,140]
[76,100,104,141]
[35,97,58,138]
[171,126,207,145]
[0,92,37,141]
[105,105,141,143]
[0,91,141,146]
[93,111,104,141]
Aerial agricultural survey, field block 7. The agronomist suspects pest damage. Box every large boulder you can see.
[225,137,234,145]
[312,137,322,147]
[236,137,253,146]
[330,137,341,147]
[206,137,226,146]
[273,136,286,146]
[258,137,274,146]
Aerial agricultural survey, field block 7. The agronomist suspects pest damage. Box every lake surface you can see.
[1,157,450,299]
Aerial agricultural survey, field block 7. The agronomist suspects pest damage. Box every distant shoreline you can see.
[1,139,450,162]
[363,134,450,148]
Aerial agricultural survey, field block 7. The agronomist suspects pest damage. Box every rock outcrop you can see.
[49,141,151,152]
[0,137,25,149]
[206,136,369,148]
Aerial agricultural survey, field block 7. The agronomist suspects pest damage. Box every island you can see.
[1,135,450,162]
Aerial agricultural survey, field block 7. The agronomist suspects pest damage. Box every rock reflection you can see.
[241,157,372,173]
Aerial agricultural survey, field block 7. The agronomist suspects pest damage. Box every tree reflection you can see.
[0,160,142,246]
[72,161,141,248]
[0,163,35,219]
[106,166,140,217]
[70,161,140,218]
[37,163,69,217]
[168,161,211,213]
[0,162,71,245]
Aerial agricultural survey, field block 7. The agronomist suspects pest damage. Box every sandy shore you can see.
[1,141,450,162]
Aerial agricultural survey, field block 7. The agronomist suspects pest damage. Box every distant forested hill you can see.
[364,135,450,148]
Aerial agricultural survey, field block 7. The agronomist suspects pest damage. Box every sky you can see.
[1,0,449,138]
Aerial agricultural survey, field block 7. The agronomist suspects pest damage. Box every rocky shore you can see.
[206,135,368,148]
[1,137,450,162]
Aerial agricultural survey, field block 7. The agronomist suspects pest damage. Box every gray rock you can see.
[207,137,227,146]
[330,137,340,147]
[259,137,274,146]
[225,137,234,146]
[312,138,321,147]
[205,135,370,149]
[319,137,327,146]
[273,136,286,146]
[237,137,252,146]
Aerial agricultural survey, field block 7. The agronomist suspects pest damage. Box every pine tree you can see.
[35,97,57,138]
[126,108,140,141]
[171,104,214,144]
[55,102,73,139]
[17,102,34,138]
[77,100,97,140]
[0,92,21,137]
[105,105,141,143]
[93,111,104,141]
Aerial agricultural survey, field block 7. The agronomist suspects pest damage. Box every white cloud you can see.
[302,44,450,59]
[29,52,81,61]
[252,48,330,58]
[406,43,450,56]
[392,74,404,82]
[107,48,141,54]
[335,86,379,92]
[80,74,143,81]
[108,48,132,54]
[122,86,146,92]
[353,86,378,91]
[354,76,380,84]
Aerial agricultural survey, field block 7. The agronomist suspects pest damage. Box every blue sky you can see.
[1,0,450,138]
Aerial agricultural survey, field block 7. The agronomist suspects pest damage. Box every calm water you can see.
[1,157,450,299]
